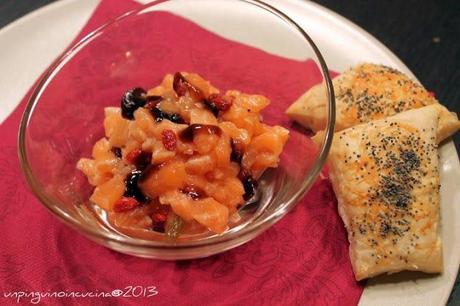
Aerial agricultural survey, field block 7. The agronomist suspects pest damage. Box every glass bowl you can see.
[18,0,335,259]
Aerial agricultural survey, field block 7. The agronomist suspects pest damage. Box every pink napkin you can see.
[0,0,363,305]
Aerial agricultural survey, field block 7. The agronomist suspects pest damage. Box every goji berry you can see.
[113,197,139,212]
[161,129,177,151]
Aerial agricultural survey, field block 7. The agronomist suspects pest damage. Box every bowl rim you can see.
[18,0,335,250]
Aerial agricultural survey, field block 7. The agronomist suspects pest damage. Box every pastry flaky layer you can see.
[325,106,443,280]
[288,63,460,280]
[286,63,460,142]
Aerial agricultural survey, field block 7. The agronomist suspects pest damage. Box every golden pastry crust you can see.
[436,104,460,142]
[313,104,460,145]
[286,63,460,142]
[327,106,442,280]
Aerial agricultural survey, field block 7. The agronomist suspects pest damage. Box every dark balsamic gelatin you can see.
[124,170,147,203]
[121,87,147,119]
[238,169,257,201]
[179,124,221,142]
[111,147,122,159]
[230,139,243,163]
[126,149,152,170]
[173,72,203,100]
[144,97,185,124]
[180,185,206,200]
[203,94,232,116]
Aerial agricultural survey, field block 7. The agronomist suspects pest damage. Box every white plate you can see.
[0,0,458,305]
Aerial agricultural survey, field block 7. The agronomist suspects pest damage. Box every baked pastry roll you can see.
[286,63,460,142]
[325,105,443,280]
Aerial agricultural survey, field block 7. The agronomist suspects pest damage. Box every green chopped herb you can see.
[165,213,183,240]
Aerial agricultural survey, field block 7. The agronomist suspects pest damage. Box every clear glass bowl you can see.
[18,0,335,259]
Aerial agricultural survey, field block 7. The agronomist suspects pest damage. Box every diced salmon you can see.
[104,107,130,147]
[109,204,154,229]
[242,126,289,174]
[140,161,187,198]
[207,177,244,211]
[92,138,113,160]
[185,154,215,175]
[191,197,229,233]
[250,127,289,153]
[81,138,120,185]
[193,132,220,155]
[183,72,220,97]
[151,120,186,140]
[189,107,218,125]
[176,141,195,155]
[122,139,142,161]
[96,159,117,176]
[152,140,176,164]
[90,175,125,210]
[147,74,175,100]
[160,190,229,233]
[127,121,147,143]
[212,133,231,167]
[219,121,251,146]
[157,98,184,118]
[159,190,194,222]
[184,175,209,191]
[77,158,109,186]
[134,107,156,136]
[221,105,260,137]
[225,90,270,113]
[77,72,289,237]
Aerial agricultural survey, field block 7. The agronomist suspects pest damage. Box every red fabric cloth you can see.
[0,0,363,305]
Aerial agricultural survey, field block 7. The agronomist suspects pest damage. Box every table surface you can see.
[1,0,458,305]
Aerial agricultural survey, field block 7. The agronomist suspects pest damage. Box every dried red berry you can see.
[152,213,168,223]
[113,197,139,213]
[161,129,177,151]
[151,212,168,233]
[126,149,141,163]
[126,149,152,169]
[204,94,232,116]
[428,91,435,98]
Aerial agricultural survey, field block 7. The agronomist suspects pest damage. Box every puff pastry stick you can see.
[325,106,443,280]
[286,63,460,142]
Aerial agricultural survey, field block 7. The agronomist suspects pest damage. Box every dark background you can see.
[0,0,458,304]
[316,0,460,152]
